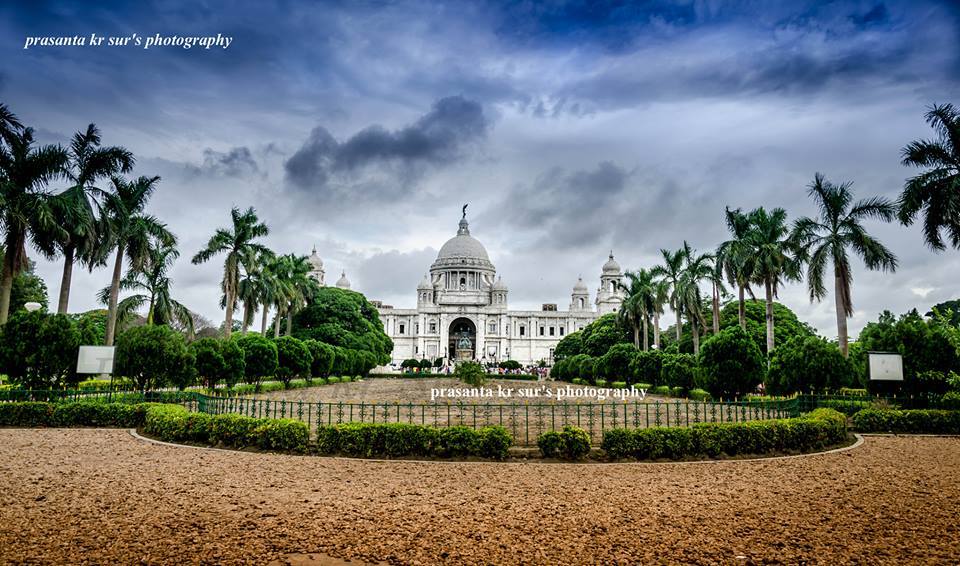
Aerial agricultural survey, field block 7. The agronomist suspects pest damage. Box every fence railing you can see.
[3,389,937,446]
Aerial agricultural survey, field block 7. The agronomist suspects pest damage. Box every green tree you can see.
[233,333,278,389]
[717,299,817,357]
[455,360,487,387]
[220,338,246,387]
[697,326,764,397]
[191,207,270,339]
[652,247,687,344]
[101,175,175,345]
[766,336,853,394]
[0,310,81,389]
[619,268,657,350]
[190,337,227,390]
[677,242,713,355]
[554,330,583,360]
[898,103,960,250]
[929,299,960,327]
[51,124,133,314]
[291,286,393,364]
[0,251,49,313]
[304,339,335,378]
[661,353,697,391]
[0,117,68,324]
[746,207,801,354]
[599,343,637,381]
[792,173,897,356]
[629,350,666,386]
[114,324,195,391]
[717,207,757,330]
[275,335,312,385]
[236,248,275,334]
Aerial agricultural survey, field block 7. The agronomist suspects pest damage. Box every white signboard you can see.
[868,352,904,381]
[76,346,115,374]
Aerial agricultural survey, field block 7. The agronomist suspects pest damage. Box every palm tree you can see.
[618,269,654,350]
[677,242,713,355]
[98,240,194,336]
[651,247,688,343]
[267,253,314,337]
[0,125,68,324]
[192,206,270,339]
[746,207,801,355]
[705,257,726,335]
[650,278,669,350]
[52,124,134,313]
[237,248,275,334]
[792,173,898,356]
[898,103,960,250]
[717,207,756,330]
[101,175,175,345]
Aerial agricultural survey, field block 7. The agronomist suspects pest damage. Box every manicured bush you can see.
[697,326,764,397]
[601,408,847,460]
[651,385,671,396]
[220,339,246,387]
[250,418,309,452]
[305,339,335,378]
[629,351,666,386]
[475,426,512,460]
[838,387,868,396]
[0,402,55,426]
[455,361,486,387]
[595,379,608,388]
[939,391,960,410]
[766,336,854,394]
[115,325,196,391]
[143,405,308,452]
[662,353,697,391]
[0,311,82,390]
[599,343,638,382]
[537,426,591,460]
[611,381,627,389]
[208,413,262,446]
[852,408,960,434]
[499,360,522,371]
[191,338,227,389]
[233,334,278,390]
[688,388,712,401]
[316,422,512,459]
[275,336,313,386]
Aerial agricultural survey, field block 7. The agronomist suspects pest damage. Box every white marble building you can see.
[305,213,624,366]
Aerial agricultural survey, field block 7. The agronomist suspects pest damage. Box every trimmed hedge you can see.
[537,425,591,460]
[316,423,512,460]
[143,405,309,453]
[601,408,848,460]
[0,401,159,428]
[852,408,960,434]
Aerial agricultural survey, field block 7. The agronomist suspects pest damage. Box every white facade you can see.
[370,213,624,366]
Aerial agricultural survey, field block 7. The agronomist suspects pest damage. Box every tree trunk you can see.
[285,309,293,336]
[675,302,682,342]
[692,319,700,355]
[712,282,720,335]
[0,254,14,325]
[641,314,649,351]
[273,304,281,338]
[104,245,125,346]
[223,285,235,339]
[764,278,774,355]
[260,306,269,335]
[653,311,661,350]
[738,284,746,330]
[241,301,251,334]
[58,245,75,314]
[633,323,640,349]
[835,269,849,358]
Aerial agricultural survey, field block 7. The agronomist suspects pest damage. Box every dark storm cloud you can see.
[284,96,490,198]
[201,147,259,177]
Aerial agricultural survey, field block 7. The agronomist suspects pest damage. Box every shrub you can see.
[662,353,697,391]
[0,311,82,390]
[305,340,335,378]
[220,339,246,388]
[49,402,156,428]
[601,408,847,460]
[0,402,54,426]
[599,343,638,381]
[939,391,960,410]
[476,426,512,460]
[208,413,262,447]
[595,379,608,388]
[852,408,960,434]
[629,351,666,386]
[651,385,671,396]
[688,388,712,401]
[455,361,487,387]
[115,325,196,391]
[316,423,512,459]
[537,426,591,460]
[838,387,868,396]
[143,405,307,451]
[233,334,278,390]
[697,327,764,397]
[611,381,627,389]
[275,336,313,386]
[766,336,853,394]
[250,419,309,452]
[190,338,227,389]
[499,360,522,370]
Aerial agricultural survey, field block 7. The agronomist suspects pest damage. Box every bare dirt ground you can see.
[2,430,959,564]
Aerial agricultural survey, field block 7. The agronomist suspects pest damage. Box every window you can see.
[415,345,419,354]
[429,321,437,333]
[489,323,496,334]
[519,325,526,337]
[560,327,565,336]
[578,297,584,309]
[549,327,555,336]
[399,323,405,335]
[539,326,545,336]
[415,323,419,334]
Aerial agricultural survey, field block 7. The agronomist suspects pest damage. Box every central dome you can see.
[433,217,493,268]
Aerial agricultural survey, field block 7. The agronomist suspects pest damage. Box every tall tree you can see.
[898,103,960,250]
[650,278,669,350]
[101,175,175,345]
[717,207,756,330]
[98,240,194,337]
[52,124,134,313]
[191,206,270,339]
[651,247,688,343]
[236,248,275,334]
[618,269,656,350]
[677,242,713,355]
[746,207,801,355]
[792,173,897,356]
[0,123,68,324]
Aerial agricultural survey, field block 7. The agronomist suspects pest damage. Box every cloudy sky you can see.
[2,0,958,338]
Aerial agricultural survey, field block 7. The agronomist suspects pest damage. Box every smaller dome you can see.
[308,246,324,270]
[335,271,351,289]
[417,274,432,290]
[573,276,588,293]
[492,276,508,291]
[602,251,621,274]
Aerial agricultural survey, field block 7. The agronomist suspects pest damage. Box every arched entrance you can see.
[448,317,476,361]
